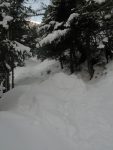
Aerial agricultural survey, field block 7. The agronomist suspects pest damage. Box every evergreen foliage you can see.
[0,0,38,92]
[37,0,113,78]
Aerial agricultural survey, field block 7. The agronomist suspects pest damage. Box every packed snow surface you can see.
[1,58,113,150]
[0,112,74,150]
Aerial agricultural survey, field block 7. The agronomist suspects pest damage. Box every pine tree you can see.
[37,0,113,78]
[0,0,38,92]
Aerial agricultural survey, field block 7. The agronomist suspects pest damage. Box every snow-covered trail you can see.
[0,111,75,150]
[14,57,60,86]
[1,58,113,150]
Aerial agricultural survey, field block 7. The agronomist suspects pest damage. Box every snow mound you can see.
[15,58,61,86]
[1,59,113,150]
[52,72,85,90]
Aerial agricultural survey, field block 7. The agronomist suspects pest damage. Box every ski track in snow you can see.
[1,58,113,150]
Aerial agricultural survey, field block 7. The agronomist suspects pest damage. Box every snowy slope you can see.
[1,58,113,150]
[0,111,75,150]
[15,57,60,86]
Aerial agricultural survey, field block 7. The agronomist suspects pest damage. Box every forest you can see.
[1,1,113,150]
[37,0,113,78]
[0,0,113,92]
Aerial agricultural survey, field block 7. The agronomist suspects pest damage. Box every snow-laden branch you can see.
[36,29,70,48]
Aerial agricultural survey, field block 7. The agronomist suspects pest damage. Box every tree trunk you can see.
[87,59,94,80]
[86,33,94,79]
[59,57,64,69]
[6,72,10,91]
[70,48,74,74]
[12,68,14,89]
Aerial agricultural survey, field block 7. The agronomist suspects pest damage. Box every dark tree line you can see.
[37,0,113,79]
[0,0,39,93]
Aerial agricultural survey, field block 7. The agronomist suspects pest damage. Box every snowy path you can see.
[0,112,75,150]
[1,58,113,150]
[14,58,60,86]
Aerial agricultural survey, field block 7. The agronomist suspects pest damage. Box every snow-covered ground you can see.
[14,57,60,86]
[0,111,75,150]
[1,57,113,150]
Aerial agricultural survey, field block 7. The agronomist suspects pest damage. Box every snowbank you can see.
[1,58,113,150]
[14,58,60,86]
[0,112,75,150]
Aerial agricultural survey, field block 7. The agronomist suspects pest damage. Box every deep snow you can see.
[0,111,75,150]
[0,57,113,150]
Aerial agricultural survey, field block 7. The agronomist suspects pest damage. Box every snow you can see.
[37,29,70,48]
[0,112,75,150]
[5,61,11,70]
[0,2,13,29]
[105,14,111,19]
[37,24,51,33]
[95,0,105,3]
[1,58,113,150]
[0,14,13,29]
[103,37,108,43]
[49,21,56,25]
[98,42,105,48]
[14,58,60,86]
[54,22,63,30]
[66,13,79,27]
[13,41,31,53]
[0,81,5,98]
[0,2,10,7]
[30,20,40,24]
